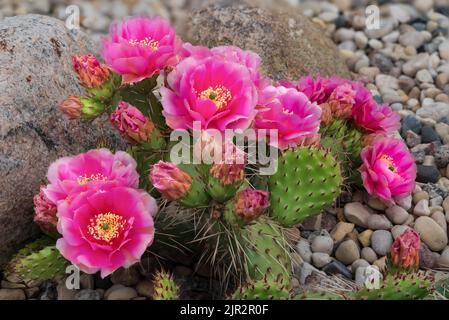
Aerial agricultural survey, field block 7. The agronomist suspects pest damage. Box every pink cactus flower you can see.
[390,229,420,270]
[254,85,321,150]
[282,75,400,134]
[72,54,110,88]
[359,138,416,205]
[56,185,156,277]
[160,54,258,131]
[110,101,155,144]
[33,186,59,237]
[102,16,181,84]
[352,101,401,134]
[209,141,246,185]
[44,149,139,204]
[234,188,270,223]
[149,161,192,200]
[180,43,269,91]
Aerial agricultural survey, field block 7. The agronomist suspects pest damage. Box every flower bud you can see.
[60,96,82,119]
[72,54,110,88]
[149,161,192,200]
[328,83,355,119]
[33,186,58,237]
[389,229,420,270]
[234,188,269,223]
[209,142,246,186]
[110,101,156,144]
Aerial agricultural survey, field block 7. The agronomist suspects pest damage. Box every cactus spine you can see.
[153,270,180,300]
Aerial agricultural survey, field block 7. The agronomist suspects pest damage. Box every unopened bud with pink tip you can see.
[73,54,110,88]
[234,188,270,223]
[389,229,420,271]
[72,54,120,101]
[60,96,106,120]
[33,186,59,237]
[149,161,192,200]
[110,101,157,145]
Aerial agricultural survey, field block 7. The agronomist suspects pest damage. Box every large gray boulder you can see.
[0,15,124,268]
[182,1,352,81]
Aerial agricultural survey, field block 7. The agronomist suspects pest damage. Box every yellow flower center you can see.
[77,173,108,185]
[198,85,232,110]
[379,154,397,172]
[88,212,127,243]
[129,37,159,51]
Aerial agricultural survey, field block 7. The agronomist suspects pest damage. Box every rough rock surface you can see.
[0,15,124,268]
[183,0,352,81]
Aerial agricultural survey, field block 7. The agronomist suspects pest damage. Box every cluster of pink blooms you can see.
[34,149,157,277]
[99,16,418,204]
[49,15,419,273]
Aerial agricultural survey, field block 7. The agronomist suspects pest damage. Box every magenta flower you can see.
[255,85,321,150]
[44,149,139,204]
[56,185,156,277]
[160,55,258,131]
[282,75,400,134]
[181,43,269,91]
[110,101,155,144]
[33,186,58,237]
[359,138,416,204]
[352,101,401,134]
[102,16,181,83]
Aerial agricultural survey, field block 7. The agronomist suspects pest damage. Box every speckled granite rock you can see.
[182,1,352,81]
[0,14,124,268]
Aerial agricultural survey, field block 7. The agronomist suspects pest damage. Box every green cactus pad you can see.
[268,146,343,227]
[230,277,291,300]
[153,270,180,300]
[320,118,364,167]
[294,291,344,300]
[6,239,69,282]
[351,272,434,300]
[206,175,241,203]
[240,217,291,285]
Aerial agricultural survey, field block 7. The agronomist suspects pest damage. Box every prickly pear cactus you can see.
[294,291,344,300]
[6,238,69,282]
[240,217,291,285]
[230,277,291,300]
[153,270,180,300]
[320,118,364,168]
[268,146,343,227]
[351,272,434,300]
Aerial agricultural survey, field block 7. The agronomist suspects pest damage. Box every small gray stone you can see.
[311,252,332,268]
[403,53,430,76]
[395,195,412,211]
[399,31,426,48]
[413,199,431,216]
[296,239,312,263]
[415,216,448,251]
[0,289,26,300]
[371,230,393,256]
[416,69,434,83]
[386,205,409,224]
[391,225,412,239]
[351,259,370,273]
[75,289,102,300]
[361,247,378,263]
[111,267,141,287]
[437,247,449,268]
[344,202,371,228]
[367,214,393,230]
[311,236,334,255]
[106,286,138,300]
[335,240,360,265]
